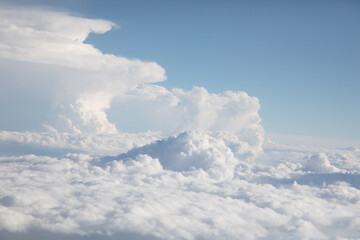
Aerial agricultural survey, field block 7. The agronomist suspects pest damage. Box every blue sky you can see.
[2,2,360,239]
[4,0,360,142]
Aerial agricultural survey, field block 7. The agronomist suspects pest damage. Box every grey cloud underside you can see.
[0,229,159,240]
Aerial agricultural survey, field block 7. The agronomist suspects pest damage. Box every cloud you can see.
[110,85,264,154]
[0,6,165,82]
[117,131,238,181]
[0,130,161,156]
[1,144,360,239]
[0,5,166,134]
[0,83,264,157]
[1,4,360,240]
[304,153,344,174]
[71,92,117,135]
[0,5,264,152]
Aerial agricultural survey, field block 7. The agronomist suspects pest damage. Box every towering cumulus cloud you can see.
[0,5,166,136]
[1,5,360,240]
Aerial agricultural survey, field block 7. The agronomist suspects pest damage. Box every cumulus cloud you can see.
[0,5,166,135]
[0,5,264,150]
[304,153,344,174]
[0,83,264,157]
[1,4,360,240]
[0,83,264,158]
[110,85,264,155]
[1,144,360,239]
[71,92,117,135]
[117,131,238,181]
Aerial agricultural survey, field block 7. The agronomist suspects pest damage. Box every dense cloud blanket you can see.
[1,132,360,239]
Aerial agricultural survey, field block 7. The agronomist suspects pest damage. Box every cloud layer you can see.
[1,135,360,239]
[1,5,360,240]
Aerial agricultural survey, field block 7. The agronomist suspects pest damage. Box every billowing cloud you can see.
[0,5,166,134]
[0,5,264,150]
[304,153,344,174]
[1,135,360,239]
[110,85,264,152]
[0,84,264,159]
[117,131,238,181]
[1,4,360,240]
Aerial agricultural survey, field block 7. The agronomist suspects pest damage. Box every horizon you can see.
[1,1,360,240]
[1,0,360,145]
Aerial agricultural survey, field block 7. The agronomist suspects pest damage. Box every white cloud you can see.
[0,6,165,82]
[71,92,117,135]
[118,131,238,181]
[0,130,161,156]
[0,5,264,150]
[111,85,264,155]
[304,153,344,174]
[1,4,360,240]
[0,5,166,135]
[0,83,264,157]
[1,146,360,239]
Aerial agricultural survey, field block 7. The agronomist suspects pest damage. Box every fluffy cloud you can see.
[0,83,264,157]
[0,5,166,135]
[1,138,360,239]
[0,5,263,149]
[109,85,264,154]
[1,4,360,240]
[304,153,344,174]
[117,131,238,181]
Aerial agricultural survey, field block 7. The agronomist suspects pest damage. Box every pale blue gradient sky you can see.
[3,0,360,142]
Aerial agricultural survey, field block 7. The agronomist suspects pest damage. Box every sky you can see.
[1,1,360,240]
[3,0,359,143]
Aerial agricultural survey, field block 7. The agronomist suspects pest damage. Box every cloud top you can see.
[304,153,343,174]
[0,5,166,85]
[118,131,238,181]
[0,5,167,135]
